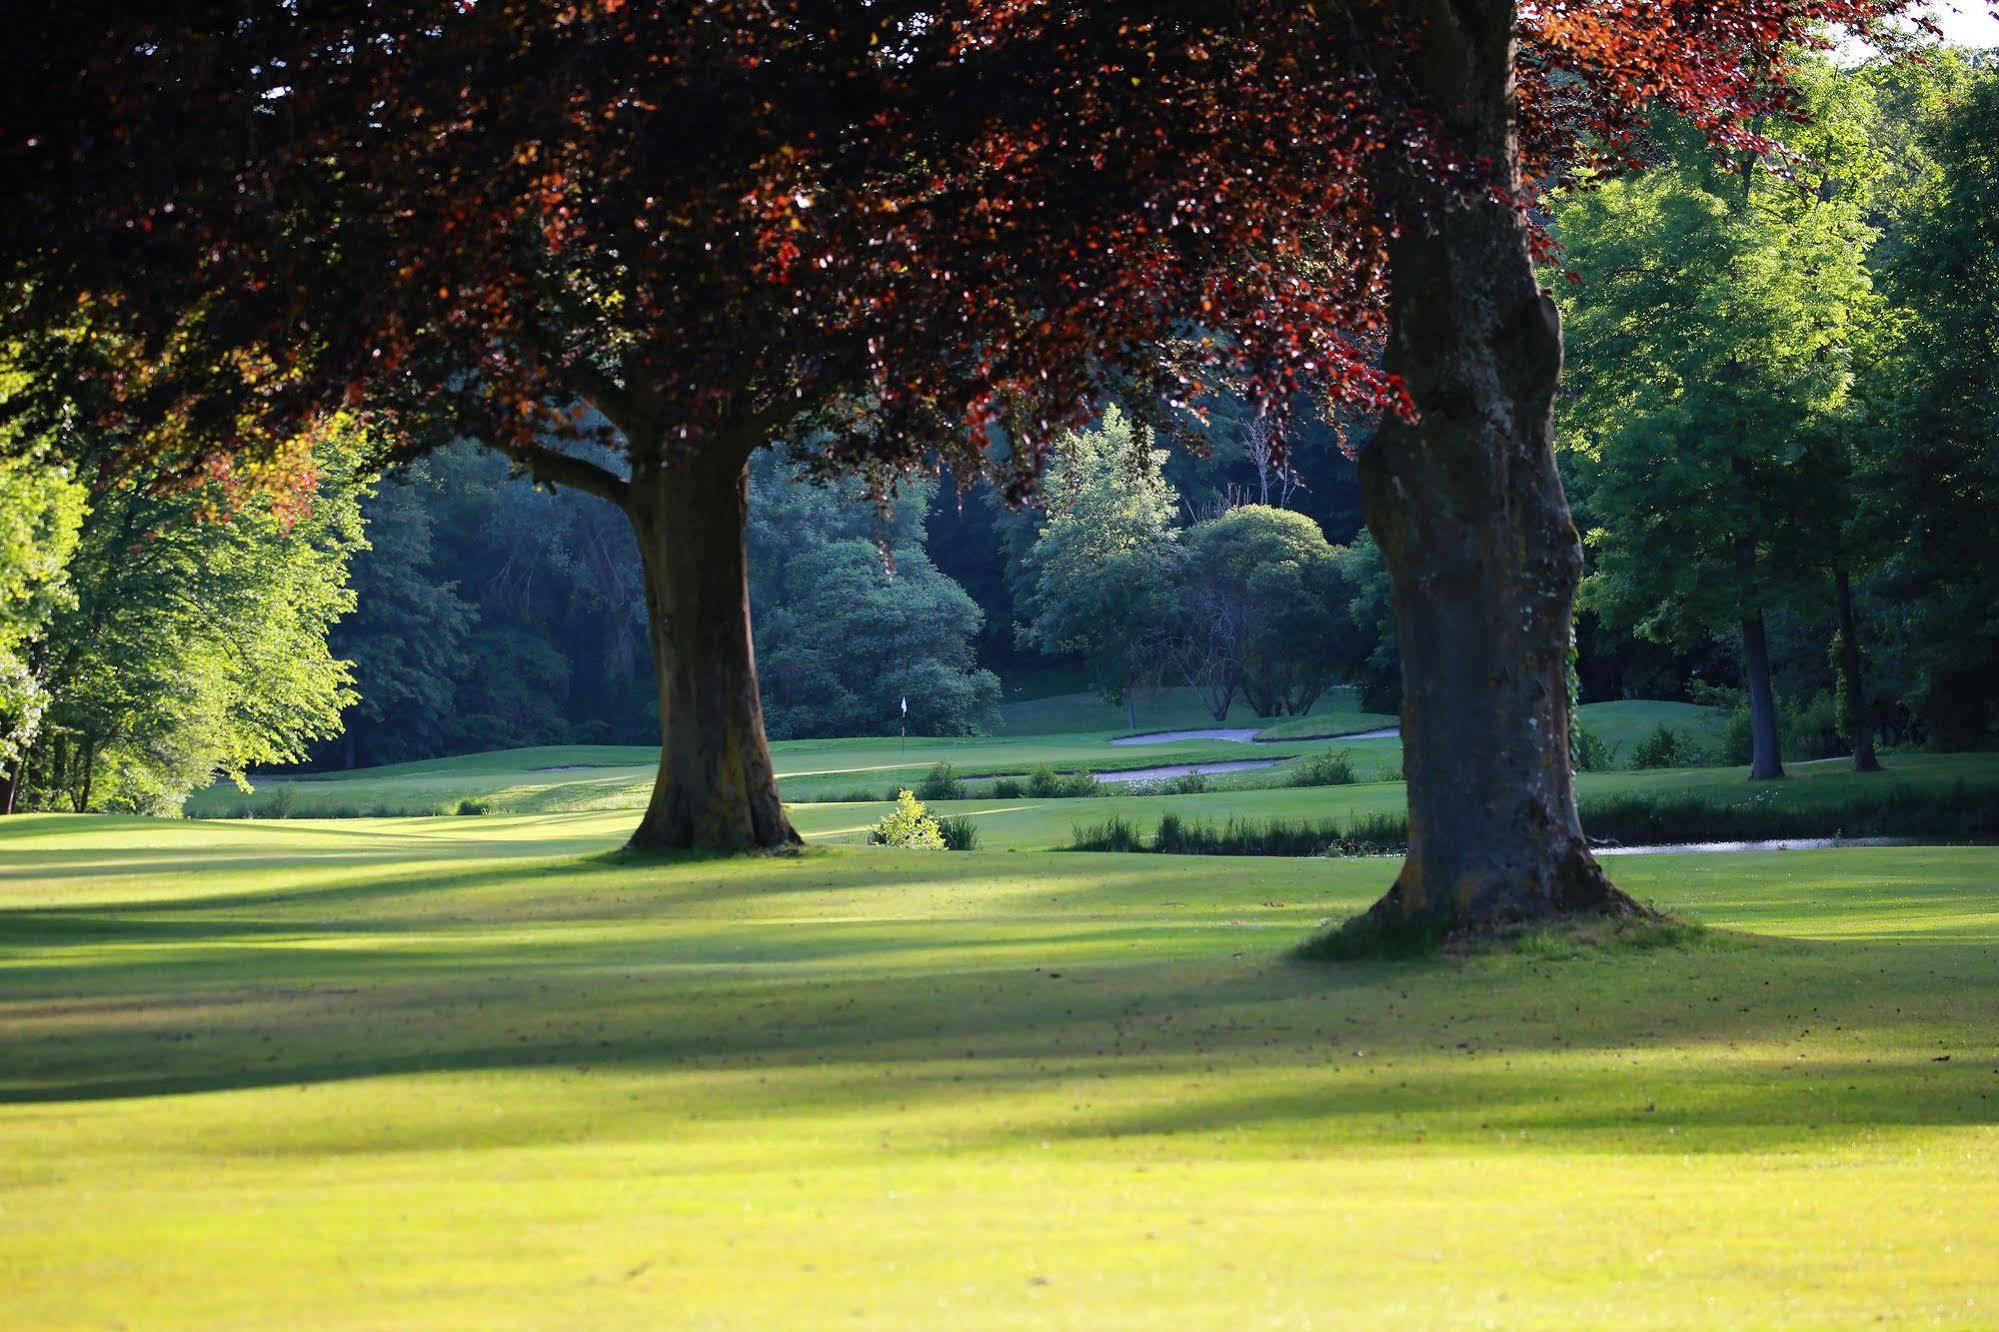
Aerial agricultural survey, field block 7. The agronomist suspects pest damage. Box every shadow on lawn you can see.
[2,897,1994,1158]
[4,826,1996,1155]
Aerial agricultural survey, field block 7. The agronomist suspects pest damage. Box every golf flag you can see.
[900,696,908,716]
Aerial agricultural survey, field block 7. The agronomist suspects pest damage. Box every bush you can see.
[1785,691,1845,762]
[992,777,1025,799]
[1059,771,1099,797]
[455,798,487,816]
[1069,814,1146,852]
[914,761,965,802]
[1572,726,1621,773]
[1027,764,1098,798]
[936,815,981,851]
[1631,724,1699,770]
[1166,772,1208,794]
[1288,748,1358,787]
[838,788,881,803]
[1377,764,1404,783]
[868,790,946,849]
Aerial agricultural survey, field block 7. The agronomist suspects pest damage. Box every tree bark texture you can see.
[1353,0,1641,935]
[1834,568,1881,773]
[1740,611,1787,781]
[623,446,800,852]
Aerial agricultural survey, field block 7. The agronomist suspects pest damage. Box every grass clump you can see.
[1287,748,1358,787]
[1067,810,1408,857]
[936,815,982,851]
[914,762,966,802]
[455,798,488,816]
[867,790,946,850]
[1068,814,1146,853]
[991,777,1025,799]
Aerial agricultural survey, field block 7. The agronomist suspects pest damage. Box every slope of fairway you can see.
[3,813,1997,1329]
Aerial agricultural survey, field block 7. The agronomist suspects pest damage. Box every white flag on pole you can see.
[900,696,908,716]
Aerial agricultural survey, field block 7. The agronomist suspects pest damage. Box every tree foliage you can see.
[13,446,362,813]
[1864,64,1999,748]
[1179,506,1357,718]
[1016,409,1183,721]
[750,453,999,739]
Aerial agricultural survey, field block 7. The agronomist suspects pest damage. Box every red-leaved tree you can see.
[1,2,1927,925]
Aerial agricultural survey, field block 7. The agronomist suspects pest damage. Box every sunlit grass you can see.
[3,813,1997,1327]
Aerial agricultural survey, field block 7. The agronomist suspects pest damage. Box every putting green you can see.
[3,813,1996,1327]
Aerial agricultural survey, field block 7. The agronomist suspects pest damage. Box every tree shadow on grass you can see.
[2,893,1994,1163]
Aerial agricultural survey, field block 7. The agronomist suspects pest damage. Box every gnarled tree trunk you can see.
[1353,0,1642,937]
[623,444,800,853]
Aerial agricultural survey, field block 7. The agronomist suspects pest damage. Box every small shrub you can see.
[915,761,965,802]
[1784,691,1845,761]
[262,783,299,819]
[992,777,1025,799]
[838,788,881,803]
[1069,814,1146,852]
[1166,772,1208,794]
[936,815,981,851]
[1631,724,1698,770]
[1720,706,1756,766]
[455,798,488,816]
[1288,748,1358,787]
[1377,764,1404,783]
[869,789,947,849]
[1024,764,1099,798]
[1572,726,1621,773]
[1058,771,1099,797]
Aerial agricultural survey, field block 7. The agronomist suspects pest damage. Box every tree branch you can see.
[489,437,631,508]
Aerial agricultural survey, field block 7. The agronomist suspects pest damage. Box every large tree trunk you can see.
[1740,611,1787,781]
[1352,0,1641,937]
[623,445,800,853]
[1834,568,1881,773]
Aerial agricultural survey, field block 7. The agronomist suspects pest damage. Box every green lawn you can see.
[1581,698,1732,759]
[181,697,1780,820]
[4,813,1999,1328]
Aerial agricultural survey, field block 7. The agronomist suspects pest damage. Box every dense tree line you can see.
[0,439,362,814]
[1555,50,1999,773]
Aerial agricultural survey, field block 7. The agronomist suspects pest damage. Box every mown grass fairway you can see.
[3,813,1997,1328]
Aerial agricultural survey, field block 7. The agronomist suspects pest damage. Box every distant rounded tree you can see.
[1180,507,1356,718]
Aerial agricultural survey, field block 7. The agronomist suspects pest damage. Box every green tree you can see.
[1861,64,1999,749]
[1017,409,1183,732]
[749,452,999,739]
[0,453,83,810]
[1178,506,1356,718]
[1333,532,1401,717]
[13,446,363,815]
[1558,101,1882,780]
[328,466,475,768]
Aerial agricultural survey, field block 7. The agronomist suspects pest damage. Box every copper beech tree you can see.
[1,3,1924,925]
